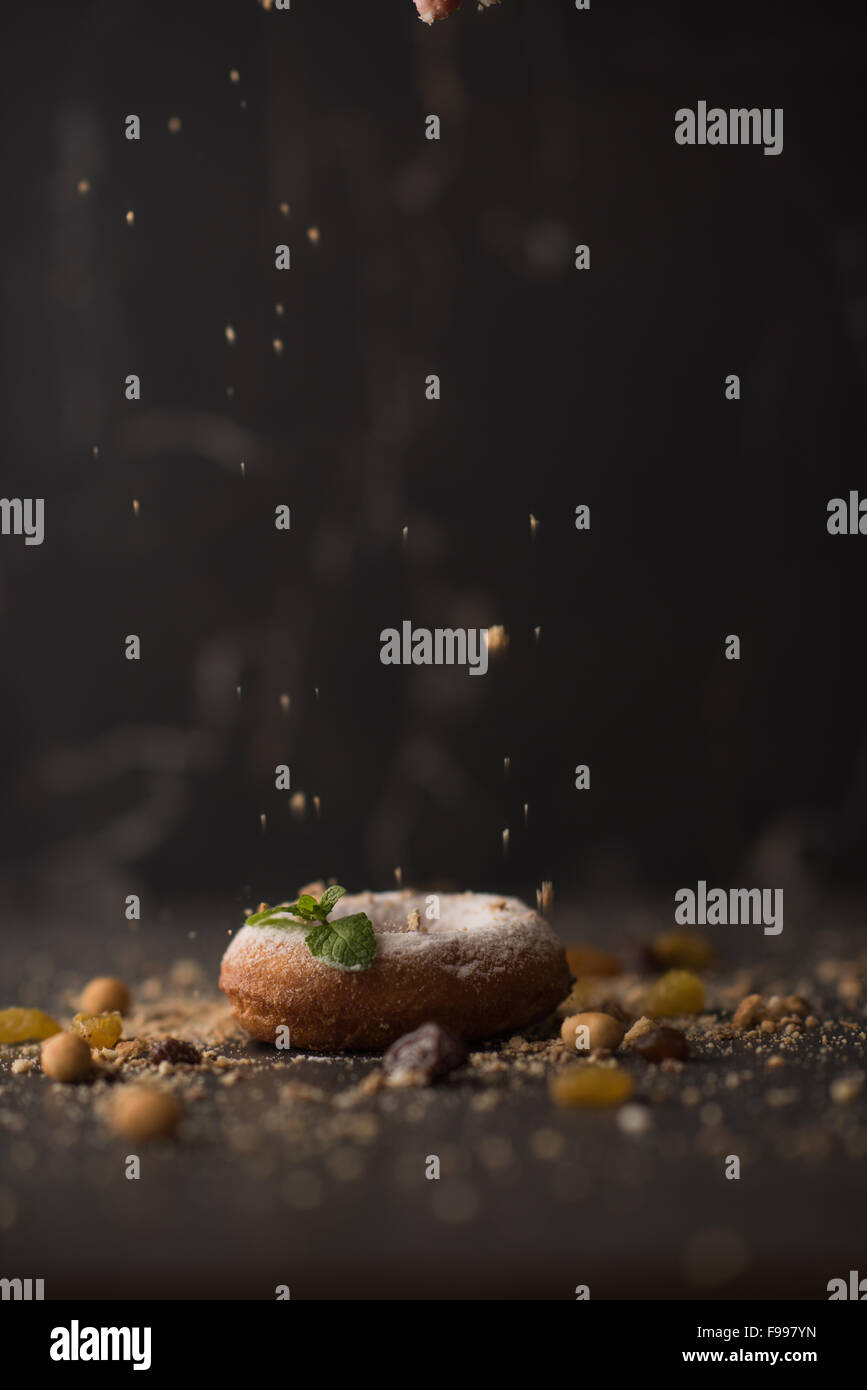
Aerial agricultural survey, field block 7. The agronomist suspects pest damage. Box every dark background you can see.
[1,0,866,930]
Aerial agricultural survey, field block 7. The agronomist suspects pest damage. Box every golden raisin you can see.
[651,931,714,971]
[643,969,705,1018]
[550,1064,635,1108]
[72,1011,123,1050]
[0,1007,62,1042]
[564,945,622,978]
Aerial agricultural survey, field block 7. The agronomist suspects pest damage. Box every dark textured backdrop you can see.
[1,0,866,928]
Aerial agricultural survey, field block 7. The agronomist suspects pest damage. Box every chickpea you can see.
[80,976,131,1015]
[41,1032,93,1083]
[560,1011,625,1054]
[109,1087,182,1142]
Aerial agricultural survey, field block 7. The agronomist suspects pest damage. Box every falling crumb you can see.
[523,802,529,826]
[313,795,321,818]
[536,880,554,916]
[259,813,267,832]
[502,828,510,856]
[125,210,135,226]
[307,226,321,245]
[402,525,408,545]
[485,625,509,655]
[225,324,236,346]
[240,461,246,477]
[534,625,542,643]
[168,116,182,134]
[132,499,140,516]
[273,338,284,356]
[289,792,306,820]
[279,202,290,217]
[618,1103,651,1136]
[229,69,240,84]
[529,513,540,537]
[280,693,290,714]
[77,179,90,195]
[530,1128,565,1160]
[503,756,510,777]
[394,867,403,888]
[226,385,235,399]
[830,1075,864,1105]
[275,303,284,318]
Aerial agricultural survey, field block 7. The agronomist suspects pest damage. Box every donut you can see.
[219,890,570,1051]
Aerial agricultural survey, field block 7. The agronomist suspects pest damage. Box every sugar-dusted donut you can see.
[219,890,570,1052]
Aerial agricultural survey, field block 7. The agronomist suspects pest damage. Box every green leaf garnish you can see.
[318,884,347,915]
[304,912,377,971]
[245,886,375,970]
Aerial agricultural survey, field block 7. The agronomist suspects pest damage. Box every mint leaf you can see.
[305,912,376,971]
[246,886,377,970]
[319,884,347,915]
[244,904,305,928]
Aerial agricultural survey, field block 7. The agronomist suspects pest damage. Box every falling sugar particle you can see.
[504,756,510,777]
[229,69,240,84]
[226,386,235,399]
[125,210,135,226]
[485,625,509,655]
[236,685,242,699]
[307,227,321,245]
[290,791,306,820]
[402,525,408,545]
[240,100,247,111]
[279,202,290,217]
[225,324,236,345]
[502,828,510,856]
[394,867,403,888]
[275,304,284,318]
[92,446,99,458]
[273,338,284,357]
[314,687,319,700]
[523,802,529,826]
[77,179,90,195]
[133,499,140,516]
[529,513,540,537]
[240,461,246,477]
[260,814,267,832]
[534,625,542,644]
[313,796,321,818]
[279,693,290,714]
[168,116,182,134]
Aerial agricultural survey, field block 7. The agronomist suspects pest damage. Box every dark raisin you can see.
[632,1026,690,1063]
[382,1022,467,1084]
[149,1037,201,1065]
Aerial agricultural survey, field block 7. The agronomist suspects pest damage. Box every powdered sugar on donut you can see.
[225,890,561,982]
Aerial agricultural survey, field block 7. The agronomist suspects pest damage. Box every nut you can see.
[108,1087,182,1141]
[79,976,130,1015]
[41,1032,93,1083]
[560,1011,625,1053]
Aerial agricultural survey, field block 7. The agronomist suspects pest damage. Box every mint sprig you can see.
[245,886,376,971]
